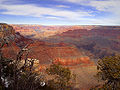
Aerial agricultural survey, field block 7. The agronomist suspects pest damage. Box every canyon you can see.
[11,24,100,39]
[2,23,120,89]
[11,24,120,39]
[1,23,95,69]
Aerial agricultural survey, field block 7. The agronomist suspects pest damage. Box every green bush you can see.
[94,55,120,89]
[46,64,76,90]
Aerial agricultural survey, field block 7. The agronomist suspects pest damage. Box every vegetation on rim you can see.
[91,55,120,89]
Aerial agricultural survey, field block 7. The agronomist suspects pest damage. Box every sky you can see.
[0,0,120,25]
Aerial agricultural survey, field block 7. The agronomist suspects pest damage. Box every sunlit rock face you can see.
[11,24,100,39]
[27,41,82,64]
[1,24,95,70]
[0,23,17,59]
[53,56,94,66]
[26,41,94,67]
[2,32,94,67]
[11,24,120,40]
[0,23,15,38]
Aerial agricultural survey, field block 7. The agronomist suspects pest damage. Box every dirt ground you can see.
[71,65,102,90]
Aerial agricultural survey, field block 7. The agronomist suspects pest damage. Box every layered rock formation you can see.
[58,28,120,38]
[1,24,100,89]
[11,24,120,39]
[53,56,94,66]
[7,24,120,62]
[1,24,91,66]
[11,25,100,38]
[27,41,94,66]
[0,23,18,59]
[0,23,15,38]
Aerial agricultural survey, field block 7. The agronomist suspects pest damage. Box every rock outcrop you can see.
[0,23,15,38]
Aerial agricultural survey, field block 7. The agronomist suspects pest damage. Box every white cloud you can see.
[65,0,83,3]
[45,16,62,20]
[58,0,120,15]
[56,0,89,4]
[55,0,120,25]
[0,0,120,25]
[0,3,92,20]
[55,5,70,8]
[89,0,120,20]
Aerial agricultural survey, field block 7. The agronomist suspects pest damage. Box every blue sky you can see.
[0,0,120,25]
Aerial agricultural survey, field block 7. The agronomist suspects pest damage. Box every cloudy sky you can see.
[0,0,120,25]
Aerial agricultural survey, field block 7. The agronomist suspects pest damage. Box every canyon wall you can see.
[11,25,100,38]
[58,28,120,38]
[1,24,100,89]
[0,23,15,38]
[11,24,120,39]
